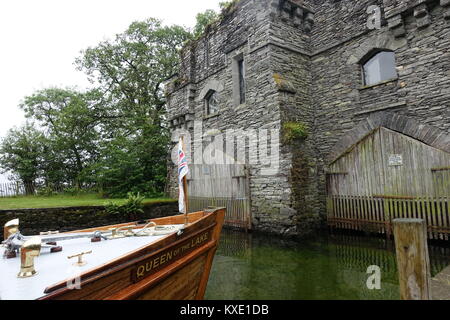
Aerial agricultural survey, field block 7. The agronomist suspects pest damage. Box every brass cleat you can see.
[17,237,41,278]
[68,250,92,267]
[4,219,19,240]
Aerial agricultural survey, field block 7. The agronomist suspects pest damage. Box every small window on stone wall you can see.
[205,90,219,115]
[232,53,246,106]
[238,58,246,104]
[362,51,397,86]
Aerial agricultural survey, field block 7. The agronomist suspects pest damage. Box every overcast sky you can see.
[0,0,220,182]
[0,0,221,137]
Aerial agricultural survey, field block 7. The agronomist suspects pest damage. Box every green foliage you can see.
[193,9,220,39]
[61,187,94,196]
[89,129,167,198]
[1,19,192,198]
[283,122,309,143]
[75,18,191,129]
[73,19,190,197]
[0,123,46,193]
[104,192,145,217]
[219,0,240,15]
[36,186,59,197]
[20,88,103,187]
[191,2,240,40]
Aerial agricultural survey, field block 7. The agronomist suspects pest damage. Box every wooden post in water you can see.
[393,218,431,300]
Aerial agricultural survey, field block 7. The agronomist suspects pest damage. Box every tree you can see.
[0,124,45,194]
[75,19,191,196]
[88,132,166,198]
[75,18,191,132]
[193,9,219,38]
[20,87,103,187]
[192,2,240,39]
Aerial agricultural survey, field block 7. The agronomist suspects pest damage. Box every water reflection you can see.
[205,229,450,300]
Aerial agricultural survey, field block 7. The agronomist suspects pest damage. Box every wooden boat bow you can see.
[0,207,226,300]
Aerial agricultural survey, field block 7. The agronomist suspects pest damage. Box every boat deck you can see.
[0,226,183,300]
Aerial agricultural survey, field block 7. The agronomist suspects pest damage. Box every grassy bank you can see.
[0,193,175,210]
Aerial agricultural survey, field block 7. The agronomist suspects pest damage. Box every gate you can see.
[327,127,450,240]
[187,164,252,231]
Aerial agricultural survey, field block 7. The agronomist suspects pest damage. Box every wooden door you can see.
[327,127,450,239]
[187,164,251,231]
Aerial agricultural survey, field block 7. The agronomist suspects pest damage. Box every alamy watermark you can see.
[171,121,281,176]
[66,267,82,290]
[366,265,382,290]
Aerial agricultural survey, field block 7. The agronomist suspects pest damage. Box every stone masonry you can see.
[165,0,450,237]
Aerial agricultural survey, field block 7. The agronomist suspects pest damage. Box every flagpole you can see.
[180,136,189,226]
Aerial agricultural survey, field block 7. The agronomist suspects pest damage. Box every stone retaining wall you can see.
[0,201,178,236]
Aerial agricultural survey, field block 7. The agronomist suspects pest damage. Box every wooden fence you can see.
[0,182,30,197]
[327,195,450,240]
[0,181,103,197]
[189,197,251,231]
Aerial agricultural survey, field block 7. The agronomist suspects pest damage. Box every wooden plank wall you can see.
[187,164,251,231]
[187,164,248,198]
[327,127,450,240]
[327,127,450,197]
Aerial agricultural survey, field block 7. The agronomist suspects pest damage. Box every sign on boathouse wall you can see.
[131,230,212,283]
[388,154,403,166]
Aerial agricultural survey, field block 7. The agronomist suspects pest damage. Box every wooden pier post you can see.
[393,218,431,300]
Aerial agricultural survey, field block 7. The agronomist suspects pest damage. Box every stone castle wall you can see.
[166,0,450,237]
[310,0,450,214]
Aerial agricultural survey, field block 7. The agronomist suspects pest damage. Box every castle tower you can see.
[165,0,320,236]
[166,0,450,237]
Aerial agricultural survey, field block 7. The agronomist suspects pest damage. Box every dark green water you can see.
[205,230,450,300]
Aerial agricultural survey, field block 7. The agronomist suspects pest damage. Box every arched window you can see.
[205,90,219,115]
[362,51,397,86]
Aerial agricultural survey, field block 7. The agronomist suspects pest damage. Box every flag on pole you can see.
[178,137,189,214]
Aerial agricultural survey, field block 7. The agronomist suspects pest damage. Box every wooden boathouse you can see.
[327,119,450,240]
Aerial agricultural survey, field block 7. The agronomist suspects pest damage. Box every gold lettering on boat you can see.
[137,265,145,278]
[131,230,211,283]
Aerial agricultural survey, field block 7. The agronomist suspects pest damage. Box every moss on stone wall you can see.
[220,0,240,17]
[282,121,309,143]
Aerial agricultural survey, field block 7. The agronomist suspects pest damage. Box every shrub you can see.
[36,186,58,197]
[282,122,309,143]
[63,187,81,196]
[104,192,145,220]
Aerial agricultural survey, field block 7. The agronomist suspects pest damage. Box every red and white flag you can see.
[178,137,189,213]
